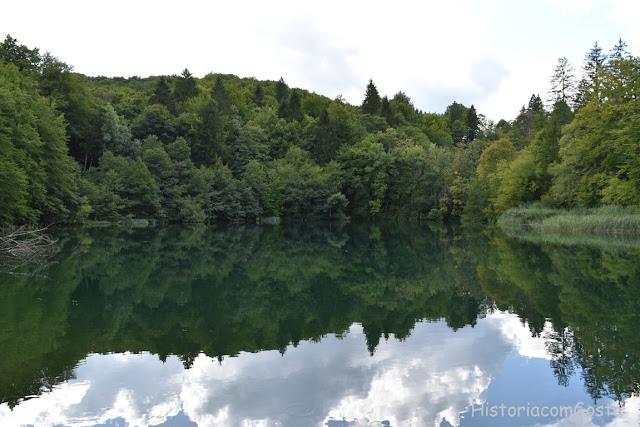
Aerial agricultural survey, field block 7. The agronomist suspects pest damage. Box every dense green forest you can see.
[1,35,639,225]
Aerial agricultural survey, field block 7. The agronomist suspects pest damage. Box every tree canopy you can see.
[1,35,639,226]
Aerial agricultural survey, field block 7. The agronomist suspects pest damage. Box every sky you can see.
[1,0,639,121]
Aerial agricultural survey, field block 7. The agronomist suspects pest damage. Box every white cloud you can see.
[550,0,599,16]
[0,1,638,123]
[605,0,640,48]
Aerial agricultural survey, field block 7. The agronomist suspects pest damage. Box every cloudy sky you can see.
[1,0,638,121]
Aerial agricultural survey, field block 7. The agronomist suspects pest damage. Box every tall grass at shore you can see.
[497,205,640,235]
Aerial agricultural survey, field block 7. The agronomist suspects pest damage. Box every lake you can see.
[0,223,638,426]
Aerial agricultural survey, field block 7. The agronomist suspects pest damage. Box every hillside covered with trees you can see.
[1,35,638,226]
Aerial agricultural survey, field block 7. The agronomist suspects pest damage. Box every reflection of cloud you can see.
[2,313,634,427]
[531,396,640,426]
[322,322,510,427]
[489,312,553,360]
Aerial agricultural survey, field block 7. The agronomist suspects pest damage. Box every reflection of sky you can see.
[1,312,638,427]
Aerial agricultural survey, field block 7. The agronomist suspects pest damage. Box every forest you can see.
[1,35,639,226]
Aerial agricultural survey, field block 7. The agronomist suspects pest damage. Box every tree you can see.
[444,101,468,143]
[549,57,575,105]
[310,107,336,164]
[149,76,174,111]
[606,39,631,104]
[609,38,628,62]
[120,157,161,217]
[339,135,393,218]
[0,61,77,225]
[0,35,41,74]
[211,75,231,115]
[466,105,479,142]
[286,89,304,122]
[275,77,288,103]
[419,113,453,147]
[253,83,265,107]
[389,140,441,220]
[174,68,198,104]
[380,96,392,124]
[581,42,607,103]
[225,118,268,173]
[512,95,547,146]
[189,95,226,166]
[38,53,102,169]
[361,79,381,114]
[131,104,176,143]
[549,53,640,208]
[572,78,589,111]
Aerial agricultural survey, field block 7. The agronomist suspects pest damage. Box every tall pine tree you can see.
[174,68,198,104]
[581,42,607,103]
[361,79,381,114]
[549,57,575,105]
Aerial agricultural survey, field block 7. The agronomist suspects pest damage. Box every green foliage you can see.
[2,36,640,226]
[340,134,392,218]
[174,68,198,105]
[84,151,160,220]
[419,113,454,147]
[0,61,77,225]
[361,79,381,114]
[549,56,640,208]
[389,140,443,220]
[0,35,41,74]
[149,76,175,112]
[444,101,469,143]
[260,146,337,219]
[131,104,176,143]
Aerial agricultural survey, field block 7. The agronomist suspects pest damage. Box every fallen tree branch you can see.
[0,226,59,276]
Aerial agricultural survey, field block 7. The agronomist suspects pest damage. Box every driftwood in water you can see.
[0,226,59,275]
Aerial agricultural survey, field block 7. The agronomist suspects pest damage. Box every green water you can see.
[0,223,638,426]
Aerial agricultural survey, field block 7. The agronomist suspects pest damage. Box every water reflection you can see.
[0,223,638,425]
[0,314,584,426]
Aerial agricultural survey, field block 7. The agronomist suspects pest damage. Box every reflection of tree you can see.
[2,223,639,408]
[482,232,640,403]
[0,223,491,406]
[547,327,576,387]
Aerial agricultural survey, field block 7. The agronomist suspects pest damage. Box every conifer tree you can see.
[572,77,589,111]
[275,77,288,103]
[361,79,381,114]
[609,38,628,61]
[287,89,303,122]
[549,57,575,105]
[466,105,479,142]
[174,68,198,103]
[581,42,607,103]
[276,77,289,119]
[211,75,231,115]
[150,76,175,113]
[253,83,264,107]
[380,96,391,124]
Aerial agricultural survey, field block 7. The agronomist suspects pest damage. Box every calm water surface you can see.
[0,223,638,426]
